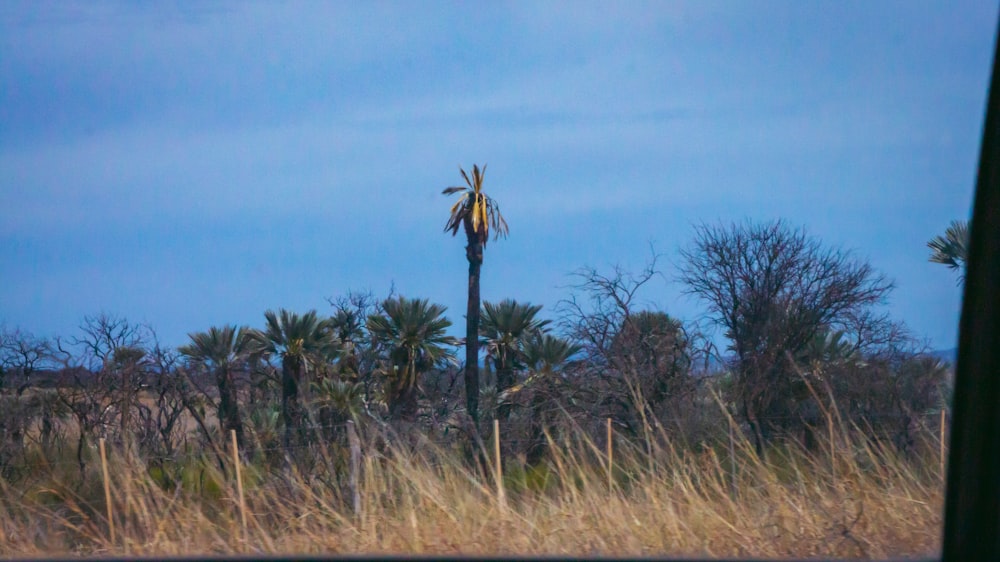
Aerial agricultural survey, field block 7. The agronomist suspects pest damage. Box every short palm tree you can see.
[515,331,582,404]
[179,325,252,449]
[310,378,366,442]
[523,332,582,376]
[367,296,458,420]
[312,378,365,421]
[328,307,375,380]
[928,219,970,284]
[246,309,338,449]
[480,299,550,421]
[520,332,581,465]
[443,164,509,425]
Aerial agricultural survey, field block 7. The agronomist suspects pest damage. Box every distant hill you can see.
[926,348,958,365]
[693,347,959,375]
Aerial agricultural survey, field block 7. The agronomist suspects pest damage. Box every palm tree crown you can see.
[928,219,970,283]
[443,164,509,247]
[523,332,581,375]
[480,299,550,381]
[179,325,251,369]
[367,296,458,389]
[481,300,549,363]
[248,309,338,368]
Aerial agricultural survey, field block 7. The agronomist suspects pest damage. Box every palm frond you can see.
[246,309,339,366]
[179,324,251,369]
[523,332,582,374]
[928,219,970,284]
[459,166,473,190]
[480,300,552,371]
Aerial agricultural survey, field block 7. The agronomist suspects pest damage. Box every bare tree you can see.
[677,219,894,455]
[0,327,55,478]
[558,246,664,367]
[141,337,188,458]
[558,249,701,438]
[46,314,155,469]
[327,288,390,383]
[51,339,114,477]
[71,313,149,369]
[0,327,51,393]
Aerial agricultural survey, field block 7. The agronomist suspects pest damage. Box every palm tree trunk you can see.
[389,359,419,422]
[526,387,548,466]
[282,358,301,450]
[465,238,483,426]
[217,365,246,452]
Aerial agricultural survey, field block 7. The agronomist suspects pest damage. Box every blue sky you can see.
[1,1,995,350]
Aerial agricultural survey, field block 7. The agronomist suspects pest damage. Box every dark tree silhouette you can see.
[677,219,894,455]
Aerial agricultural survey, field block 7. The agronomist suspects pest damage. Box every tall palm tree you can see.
[246,309,338,449]
[367,296,458,421]
[480,299,550,421]
[179,325,252,449]
[443,164,509,425]
[928,219,970,284]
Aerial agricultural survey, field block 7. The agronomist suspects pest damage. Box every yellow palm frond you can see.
[471,164,485,194]
[478,199,488,234]
[471,198,481,232]
[450,194,468,216]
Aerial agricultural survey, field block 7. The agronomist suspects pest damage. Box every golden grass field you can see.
[0,413,944,560]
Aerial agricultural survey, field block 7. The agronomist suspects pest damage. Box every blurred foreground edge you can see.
[941,6,1000,562]
[0,554,939,562]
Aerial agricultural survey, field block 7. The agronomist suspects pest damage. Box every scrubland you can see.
[0,412,943,560]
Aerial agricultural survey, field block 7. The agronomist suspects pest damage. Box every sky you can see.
[1,1,996,351]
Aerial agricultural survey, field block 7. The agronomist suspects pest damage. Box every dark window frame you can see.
[940,8,1000,562]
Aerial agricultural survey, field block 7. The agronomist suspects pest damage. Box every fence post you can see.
[940,409,947,477]
[606,418,613,491]
[230,430,248,548]
[347,420,362,517]
[494,419,505,508]
[728,421,737,495]
[828,411,837,487]
[99,438,115,547]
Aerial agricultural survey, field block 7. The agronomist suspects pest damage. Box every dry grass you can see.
[0,417,943,560]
